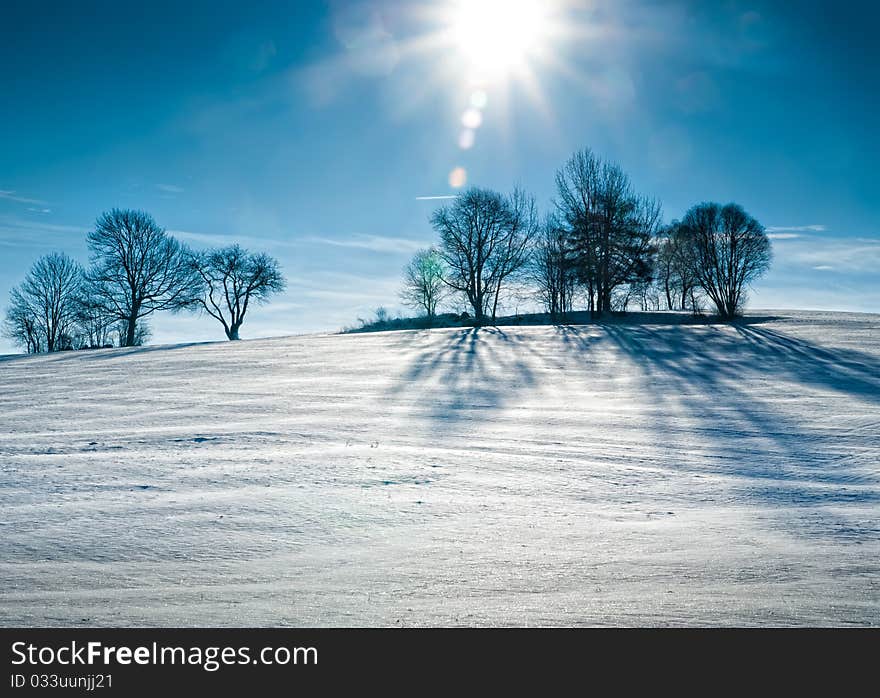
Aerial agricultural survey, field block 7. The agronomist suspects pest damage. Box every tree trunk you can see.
[599,286,612,314]
[471,290,484,325]
[125,316,137,347]
[226,324,241,341]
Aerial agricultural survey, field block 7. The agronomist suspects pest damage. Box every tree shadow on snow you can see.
[381,319,878,538]
[588,322,880,541]
[386,327,538,431]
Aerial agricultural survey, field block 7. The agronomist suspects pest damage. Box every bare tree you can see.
[188,245,285,340]
[487,187,539,320]
[3,252,82,353]
[401,248,446,321]
[433,188,505,323]
[73,294,116,348]
[86,209,197,347]
[679,202,771,319]
[656,227,679,310]
[112,319,151,347]
[555,150,600,313]
[555,148,660,316]
[656,221,700,311]
[432,186,537,324]
[628,279,661,311]
[530,215,576,318]
[3,292,42,353]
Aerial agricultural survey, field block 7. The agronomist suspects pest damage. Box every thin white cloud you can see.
[766,225,826,233]
[26,207,52,214]
[0,217,89,247]
[304,287,391,302]
[772,235,880,274]
[169,229,237,246]
[173,229,428,256]
[169,229,298,250]
[415,195,457,200]
[0,190,48,206]
[302,233,429,255]
[767,233,801,240]
[288,268,400,292]
[157,184,185,194]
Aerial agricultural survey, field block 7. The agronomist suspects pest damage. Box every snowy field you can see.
[1,310,878,626]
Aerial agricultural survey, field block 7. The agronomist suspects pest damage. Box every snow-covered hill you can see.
[1,310,878,626]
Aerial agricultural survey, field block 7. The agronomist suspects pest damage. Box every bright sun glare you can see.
[414,0,569,187]
[450,0,551,79]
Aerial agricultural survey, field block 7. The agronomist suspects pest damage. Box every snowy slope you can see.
[1,310,878,626]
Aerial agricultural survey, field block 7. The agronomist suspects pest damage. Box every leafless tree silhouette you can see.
[679,202,771,318]
[530,214,576,318]
[432,186,538,323]
[401,248,447,321]
[555,148,660,316]
[3,252,82,352]
[72,294,115,348]
[656,221,700,311]
[86,209,197,347]
[188,245,285,340]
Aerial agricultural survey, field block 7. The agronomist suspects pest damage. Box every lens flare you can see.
[461,107,483,129]
[448,166,467,188]
[470,89,488,109]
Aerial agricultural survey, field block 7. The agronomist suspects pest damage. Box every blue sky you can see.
[1,0,878,351]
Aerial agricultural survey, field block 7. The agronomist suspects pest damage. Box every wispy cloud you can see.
[772,234,880,274]
[767,233,801,240]
[157,183,185,194]
[169,229,298,250]
[302,233,429,255]
[170,229,240,247]
[0,190,48,206]
[415,195,457,200]
[172,228,427,256]
[766,224,826,233]
[0,217,89,248]
[26,207,52,214]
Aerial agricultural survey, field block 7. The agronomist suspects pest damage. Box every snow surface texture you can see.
[1,310,878,626]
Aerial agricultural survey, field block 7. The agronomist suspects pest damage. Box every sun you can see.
[393,0,575,179]
[449,0,551,80]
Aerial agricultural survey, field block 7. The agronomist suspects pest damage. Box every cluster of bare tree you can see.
[402,148,771,323]
[5,153,771,353]
[3,209,285,354]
